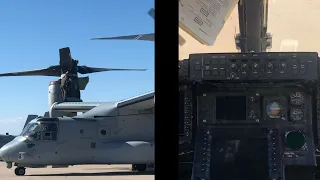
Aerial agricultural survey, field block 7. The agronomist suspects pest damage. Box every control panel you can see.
[192,126,316,180]
[179,85,193,142]
[197,88,311,126]
[183,52,319,81]
[191,85,316,180]
[179,59,189,81]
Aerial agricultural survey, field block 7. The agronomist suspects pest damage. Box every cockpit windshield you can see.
[179,0,320,59]
[21,121,59,141]
[21,122,41,140]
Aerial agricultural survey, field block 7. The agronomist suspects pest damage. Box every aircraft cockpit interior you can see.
[179,0,320,179]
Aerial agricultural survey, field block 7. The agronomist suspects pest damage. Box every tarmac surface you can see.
[0,163,154,180]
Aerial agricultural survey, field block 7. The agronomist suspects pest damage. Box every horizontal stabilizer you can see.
[51,102,112,113]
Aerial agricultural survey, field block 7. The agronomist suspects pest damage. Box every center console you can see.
[179,52,320,180]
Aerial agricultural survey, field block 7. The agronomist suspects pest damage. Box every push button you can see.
[292,59,298,65]
[299,59,306,64]
[211,59,218,64]
[195,65,201,70]
[292,69,298,75]
[219,59,226,64]
[204,58,211,65]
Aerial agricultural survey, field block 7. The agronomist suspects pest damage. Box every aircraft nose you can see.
[0,145,12,162]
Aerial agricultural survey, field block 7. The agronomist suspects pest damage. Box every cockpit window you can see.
[21,123,41,140]
[21,122,59,141]
[40,123,58,141]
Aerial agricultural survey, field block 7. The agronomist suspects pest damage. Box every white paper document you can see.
[179,0,238,46]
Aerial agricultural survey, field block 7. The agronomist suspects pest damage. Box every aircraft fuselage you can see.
[0,114,154,167]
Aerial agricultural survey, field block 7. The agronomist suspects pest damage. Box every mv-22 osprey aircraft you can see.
[0,47,154,176]
[0,47,146,147]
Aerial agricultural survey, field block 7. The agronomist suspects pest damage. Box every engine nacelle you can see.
[48,81,62,110]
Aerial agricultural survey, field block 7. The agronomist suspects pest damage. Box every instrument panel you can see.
[197,91,310,126]
[193,86,315,180]
[179,52,319,81]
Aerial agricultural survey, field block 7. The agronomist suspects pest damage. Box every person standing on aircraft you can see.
[60,59,81,102]
[60,71,70,102]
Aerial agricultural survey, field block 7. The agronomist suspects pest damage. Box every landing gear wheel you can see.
[14,167,25,176]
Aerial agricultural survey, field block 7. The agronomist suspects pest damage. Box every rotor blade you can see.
[0,65,61,77]
[78,76,89,90]
[77,66,147,74]
[59,47,73,69]
[148,8,155,19]
[91,33,154,41]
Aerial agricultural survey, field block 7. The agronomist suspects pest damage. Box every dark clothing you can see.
[60,74,70,102]
[60,59,80,102]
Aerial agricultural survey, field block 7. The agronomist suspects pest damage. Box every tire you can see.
[14,167,25,176]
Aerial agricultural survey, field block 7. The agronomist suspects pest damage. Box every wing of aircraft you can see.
[72,91,154,118]
[117,91,154,115]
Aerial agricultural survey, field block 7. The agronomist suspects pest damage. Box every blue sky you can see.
[0,0,154,135]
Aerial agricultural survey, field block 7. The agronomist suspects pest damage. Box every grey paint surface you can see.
[0,91,154,171]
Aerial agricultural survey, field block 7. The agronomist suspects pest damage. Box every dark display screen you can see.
[216,96,247,121]
[210,138,269,180]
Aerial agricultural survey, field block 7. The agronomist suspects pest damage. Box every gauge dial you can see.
[266,101,281,118]
[290,92,304,105]
[290,108,304,121]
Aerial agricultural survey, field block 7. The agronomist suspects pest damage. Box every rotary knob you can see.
[230,72,237,79]
[249,110,256,119]
[252,63,259,70]
[267,62,274,69]
[267,62,274,73]
[280,62,287,69]
[241,63,248,70]
[230,63,237,70]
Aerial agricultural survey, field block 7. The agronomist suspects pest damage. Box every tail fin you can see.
[23,115,38,129]
[43,112,49,117]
